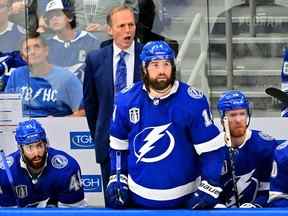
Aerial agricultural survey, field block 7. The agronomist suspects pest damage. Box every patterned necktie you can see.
[115,50,127,93]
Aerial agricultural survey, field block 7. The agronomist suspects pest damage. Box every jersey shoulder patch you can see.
[51,154,68,169]
[187,86,204,99]
[258,131,274,141]
[0,156,14,169]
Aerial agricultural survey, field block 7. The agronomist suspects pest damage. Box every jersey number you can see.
[202,109,213,127]
[69,170,82,191]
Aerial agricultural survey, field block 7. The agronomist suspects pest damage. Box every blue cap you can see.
[140,41,175,63]
[217,90,250,118]
[15,119,47,145]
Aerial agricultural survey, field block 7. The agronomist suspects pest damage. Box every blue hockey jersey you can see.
[5,65,83,117]
[281,47,288,117]
[219,130,277,207]
[0,147,85,207]
[269,141,288,207]
[47,31,100,82]
[109,81,225,208]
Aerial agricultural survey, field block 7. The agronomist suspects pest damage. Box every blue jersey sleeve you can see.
[54,157,85,206]
[109,94,130,150]
[186,87,225,185]
[253,133,278,207]
[0,169,17,207]
[187,90,223,154]
[281,48,288,117]
[269,142,288,207]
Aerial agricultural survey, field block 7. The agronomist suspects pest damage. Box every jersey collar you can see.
[0,21,13,35]
[143,80,179,101]
[237,129,252,149]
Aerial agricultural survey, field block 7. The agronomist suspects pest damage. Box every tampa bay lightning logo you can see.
[0,156,14,169]
[224,169,258,207]
[51,155,68,169]
[187,87,203,99]
[133,123,175,163]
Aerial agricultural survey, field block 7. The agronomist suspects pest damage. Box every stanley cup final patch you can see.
[129,107,140,124]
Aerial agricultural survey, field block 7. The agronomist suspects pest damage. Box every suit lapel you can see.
[133,42,143,82]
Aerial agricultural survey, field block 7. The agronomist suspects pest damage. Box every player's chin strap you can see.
[223,115,240,207]
[19,147,48,184]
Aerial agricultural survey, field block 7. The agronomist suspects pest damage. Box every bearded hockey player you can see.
[106,40,225,209]
[0,119,86,207]
[217,90,278,208]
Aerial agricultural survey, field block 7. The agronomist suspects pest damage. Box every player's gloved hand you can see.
[0,51,26,76]
[0,54,13,76]
[240,203,262,208]
[186,180,222,209]
[106,174,129,209]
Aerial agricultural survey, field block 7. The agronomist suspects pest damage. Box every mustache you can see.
[32,156,43,161]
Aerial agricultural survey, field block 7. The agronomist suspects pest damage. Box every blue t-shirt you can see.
[5,65,83,117]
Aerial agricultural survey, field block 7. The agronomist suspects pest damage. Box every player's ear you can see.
[107,25,112,36]
[142,63,147,74]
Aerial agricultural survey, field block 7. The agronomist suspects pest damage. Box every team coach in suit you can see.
[83,5,142,204]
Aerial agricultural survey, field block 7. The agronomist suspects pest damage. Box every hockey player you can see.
[217,90,278,208]
[0,119,87,207]
[280,47,288,117]
[269,141,288,207]
[106,40,225,209]
[46,0,100,82]
[0,50,26,91]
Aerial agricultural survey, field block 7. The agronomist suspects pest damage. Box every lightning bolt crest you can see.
[136,123,171,163]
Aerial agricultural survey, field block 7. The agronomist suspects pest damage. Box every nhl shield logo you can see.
[16,185,28,199]
[129,107,140,124]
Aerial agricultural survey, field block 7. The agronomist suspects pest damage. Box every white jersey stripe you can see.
[194,132,225,155]
[128,175,200,201]
[110,136,129,150]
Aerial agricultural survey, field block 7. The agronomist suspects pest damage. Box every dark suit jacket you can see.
[83,41,142,163]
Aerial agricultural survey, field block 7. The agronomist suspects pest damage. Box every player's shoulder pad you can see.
[0,156,14,170]
[276,141,288,151]
[117,82,142,100]
[120,83,135,94]
[186,86,204,100]
[258,131,275,142]
[49,148,79,170]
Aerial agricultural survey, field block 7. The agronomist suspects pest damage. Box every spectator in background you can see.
[46,0,100,83]
[83,5,142,205]
[0,0,25,52]
[9,0,87,33]
[0,0,25,91]
[5,32,83,117]
[84,0,138,34]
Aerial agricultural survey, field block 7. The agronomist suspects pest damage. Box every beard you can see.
[147,74,173,91]
[23,153,47,170]
[230,126,247,137]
